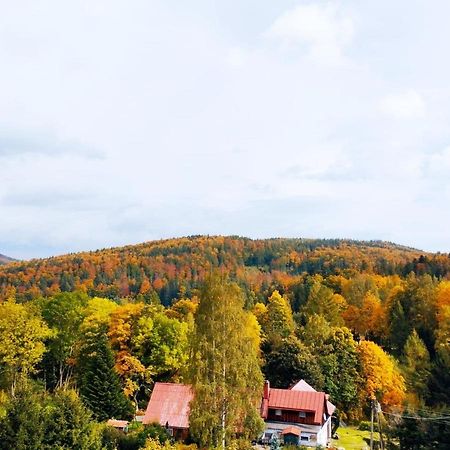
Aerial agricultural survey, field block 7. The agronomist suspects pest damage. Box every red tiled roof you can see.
[143,382,193,429]
[281,426,302,436]
[290,379,336,417]
[268,388,326,424]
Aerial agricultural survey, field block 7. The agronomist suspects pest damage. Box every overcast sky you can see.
[1,0,450,259]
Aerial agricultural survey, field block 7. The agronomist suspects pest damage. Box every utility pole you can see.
[370,399,374,450]
[375,401,385,450]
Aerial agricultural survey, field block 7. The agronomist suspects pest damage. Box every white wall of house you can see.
[316,416,332,447]
[264,421,327,447]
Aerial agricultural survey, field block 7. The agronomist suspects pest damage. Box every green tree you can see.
[395,275,438,352]
[38,292,88,389]
[78,329,133,421]
[42,389,103,450]
[189,275,264,449]
[264,290,295,341]
[387,294,411,355]
[298,314,332,350]
[0,382,45,450]
[0,300,52,395]
[317,327,361,417]
[263,336,324,389]
[302,280,345,326]
[132,310,189,381]
[403,330,431,402]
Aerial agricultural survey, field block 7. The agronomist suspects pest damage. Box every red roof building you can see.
[143,380,335,447]
[143,383,193,439]
[260,380,335,448]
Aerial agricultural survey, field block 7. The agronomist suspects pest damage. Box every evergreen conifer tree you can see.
[403,329,431,401]
[78,331,133,421]
[43,389,102,449]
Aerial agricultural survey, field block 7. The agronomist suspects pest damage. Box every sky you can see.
[1,0,450,259]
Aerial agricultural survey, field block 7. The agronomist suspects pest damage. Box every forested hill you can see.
[0,236,449,304]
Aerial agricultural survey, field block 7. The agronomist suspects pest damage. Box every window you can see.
[300,435,310,442]
[275,409,282,416]
[298,411,306,418]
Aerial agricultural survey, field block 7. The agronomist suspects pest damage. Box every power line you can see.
[381,410,450,422]
[402,407,450,417]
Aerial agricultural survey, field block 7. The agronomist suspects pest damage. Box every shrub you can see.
[358,420,379,432]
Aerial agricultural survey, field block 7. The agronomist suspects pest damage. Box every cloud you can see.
[281,143,352,180]
[266,2,355,65]
[0,131,102,159]
[1,0,450,257]
[379,90,425,119]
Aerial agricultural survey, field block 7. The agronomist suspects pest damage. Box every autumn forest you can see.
[0,236,449,449]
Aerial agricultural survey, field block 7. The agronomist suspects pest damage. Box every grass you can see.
[331,426,373,450]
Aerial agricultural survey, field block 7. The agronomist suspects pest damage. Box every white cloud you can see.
[1,1,450,257]
[379,90,425,119]
[266,3,355,65]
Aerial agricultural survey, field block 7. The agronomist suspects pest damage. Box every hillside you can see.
[1,235,448,303]
[0,254,15,265]
[0,236,449,447]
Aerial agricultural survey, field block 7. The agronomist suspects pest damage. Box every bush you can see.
[101,422,173,450]
[142,439,197,450]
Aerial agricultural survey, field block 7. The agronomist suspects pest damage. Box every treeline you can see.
[0,270,449,448]
[1,236,449,304]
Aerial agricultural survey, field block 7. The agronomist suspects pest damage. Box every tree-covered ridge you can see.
[1,235,449,303]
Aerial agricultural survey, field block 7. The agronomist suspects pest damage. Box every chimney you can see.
[264,380,270,400]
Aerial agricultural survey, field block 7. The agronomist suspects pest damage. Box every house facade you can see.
[260,380,335,447]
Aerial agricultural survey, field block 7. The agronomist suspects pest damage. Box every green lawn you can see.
[331,426,372,450]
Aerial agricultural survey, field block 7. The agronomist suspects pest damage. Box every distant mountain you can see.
[0,254,15,265]
[0,236,448,303]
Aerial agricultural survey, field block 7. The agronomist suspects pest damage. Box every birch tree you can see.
[189,274,264,449]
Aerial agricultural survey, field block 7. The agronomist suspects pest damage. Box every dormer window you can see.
[299,411,306,418]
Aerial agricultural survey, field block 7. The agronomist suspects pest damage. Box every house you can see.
[143,380,335,447]
[142,382,193,440]
[260,380,335,447]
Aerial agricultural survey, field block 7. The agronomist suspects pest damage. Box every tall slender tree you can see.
[78,329,133,421]
[189,274,264,449]
[403,329,431,402]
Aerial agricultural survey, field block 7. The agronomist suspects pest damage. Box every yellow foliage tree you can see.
[165,298,198,321]
[108,303,146,397]
[264,290,294,340]
[343,293,385,338]
[357,340,405,410]
[0,300,52,395]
